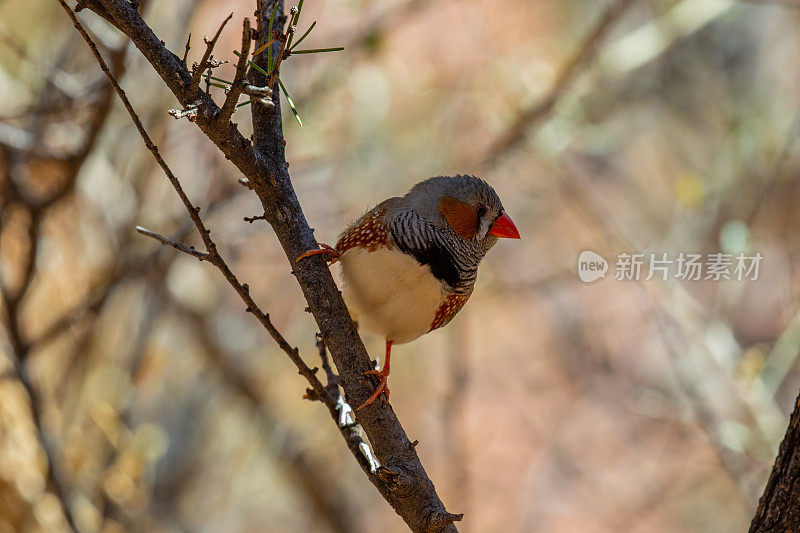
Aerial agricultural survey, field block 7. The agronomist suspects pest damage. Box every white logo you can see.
[578,250,608,283]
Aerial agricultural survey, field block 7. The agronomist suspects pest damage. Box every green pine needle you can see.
[234,51,270,77]
[267,4,278,73]
[290,21,316,50]
[278,78,302,127]
[291,47,344,54]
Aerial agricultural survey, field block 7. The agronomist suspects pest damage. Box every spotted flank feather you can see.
[336,207,392,253]
[429,292,471,332]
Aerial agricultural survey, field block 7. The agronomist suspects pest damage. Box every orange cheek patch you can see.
[439,197,478,240]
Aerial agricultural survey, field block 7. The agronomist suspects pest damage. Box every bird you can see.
[298,175,520,409]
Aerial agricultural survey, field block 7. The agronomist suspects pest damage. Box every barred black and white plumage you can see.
[390,209,481,294]
[387,175,505,294]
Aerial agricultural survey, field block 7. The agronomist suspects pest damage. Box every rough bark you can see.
[73,0,460,530]
[750,389,800,532]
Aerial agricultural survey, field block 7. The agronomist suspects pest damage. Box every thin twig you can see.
[243,213,267,223]
[218,18,252,125]
[59,2,208,241]
[267,23,292,85]
[182,32,191,65]
[135,226,209,260]
[190,12,232,97]
[314,333,341,401]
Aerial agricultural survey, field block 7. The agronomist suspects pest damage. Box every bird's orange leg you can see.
[357,341,392,410]
[297,242,341,263]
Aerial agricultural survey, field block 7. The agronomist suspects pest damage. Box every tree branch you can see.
[189,12,232,98]
[217,18,252,126]
[135,226,210,260]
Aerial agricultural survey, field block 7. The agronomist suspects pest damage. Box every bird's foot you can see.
[297,242,341,263]
[357,366,390,410]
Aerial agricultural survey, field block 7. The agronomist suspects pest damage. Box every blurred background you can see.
[2,0,800,531]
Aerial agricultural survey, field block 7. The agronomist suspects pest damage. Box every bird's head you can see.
[404,175,520,252]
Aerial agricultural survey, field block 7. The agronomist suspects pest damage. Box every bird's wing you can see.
[335,197,401,253]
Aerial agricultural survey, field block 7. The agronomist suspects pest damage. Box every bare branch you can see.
[135,226,210,260]
[58,2,219,267]
[243,213,268,223]
[248,1,461,528]
[181,32,191,65]
[218,18,252,126]
[190,12,232,98]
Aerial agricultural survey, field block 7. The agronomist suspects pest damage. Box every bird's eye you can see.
[476,205,487,218]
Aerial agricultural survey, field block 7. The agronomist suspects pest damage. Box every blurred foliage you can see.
[2,0,800,531]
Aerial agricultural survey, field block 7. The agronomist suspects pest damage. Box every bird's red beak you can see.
[488,211,520,239]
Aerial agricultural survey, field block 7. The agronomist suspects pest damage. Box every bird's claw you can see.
[357,368,390,409]
[297,242,341,263]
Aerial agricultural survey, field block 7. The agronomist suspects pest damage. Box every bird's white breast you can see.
[338,246,446,344]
